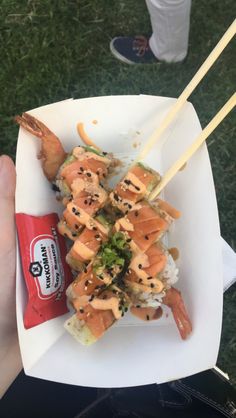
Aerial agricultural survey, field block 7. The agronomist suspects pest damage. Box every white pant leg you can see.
[145,0,191,62]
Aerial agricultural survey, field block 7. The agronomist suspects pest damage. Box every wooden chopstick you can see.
[133,19,236,164]
[149,93,236,200]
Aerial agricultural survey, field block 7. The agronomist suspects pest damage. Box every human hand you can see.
[0,155,22,398]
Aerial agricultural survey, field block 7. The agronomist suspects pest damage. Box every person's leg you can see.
[146,0,191,62]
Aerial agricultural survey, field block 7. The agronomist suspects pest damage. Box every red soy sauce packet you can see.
[16,213,72,329]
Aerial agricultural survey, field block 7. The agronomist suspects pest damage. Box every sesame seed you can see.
[95,234,100,239]
[135,186,140,191]
[86,312,91,317]
[85,280,89,286]
[136,305,141,308]
[88,280,92,284]
[79,308,84,313]
[127,238,132,243]
[94,193,99,197]
[128,204,132,209]
[86,172,92,177]
[147,276,152,280]
[150,283,155,288]
[72,207,76,213]
[84,286,88,291]
[84,200,88,204]
[96,170,100,175]
[139,278,143,283]
[145,235,149,240]
[92,226,97,231]
[89,295,94,302]
[135,211,139,217]
[80,167,84,171]
[72,233,77,237]
[124,179,131,185]
[143,173,147,177]
[75,224,79,229]
[84,267,87,273]
[128,269,132,274]
[138,264,142,269]
[118,305,122,310]
[114,193,119,202]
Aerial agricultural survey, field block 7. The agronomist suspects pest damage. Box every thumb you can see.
[0,156,16,254]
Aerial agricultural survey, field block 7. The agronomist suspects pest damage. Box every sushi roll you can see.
[66,214,112,272]
[114,201,172,252]
[61,183,108,234]
[55,146,114,199]
[110,162,161,213]
[64,285,129,345]
[125,246,179,309]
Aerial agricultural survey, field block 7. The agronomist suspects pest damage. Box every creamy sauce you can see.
[72,240,95,260]
[73,295,90,310]
[90,297,121,319]
[127,278,164,294]
[73,141,110,165]
[71,178,87,195]
[129,251,166,290]
[86,218,109,235]
[67,202,91,225]
[125,172,146,194]
[110,192,134,213]
[76,122,101,150]
[116,217,134,231]
[131,203,142,211]
[71,179,107,204]
[57,222,77,241]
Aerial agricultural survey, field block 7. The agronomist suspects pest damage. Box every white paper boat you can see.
[15,96,223,387]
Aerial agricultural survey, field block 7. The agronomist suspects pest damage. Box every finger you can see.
[0,156,16,319]
[0,155,16,255]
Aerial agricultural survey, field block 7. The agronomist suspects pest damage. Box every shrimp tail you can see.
[14,112,52,138]
[15,112,67,181]
[163,287,192,340]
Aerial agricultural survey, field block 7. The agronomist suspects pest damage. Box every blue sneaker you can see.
[110,36,158,64]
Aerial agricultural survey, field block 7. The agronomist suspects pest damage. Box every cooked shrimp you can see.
[163,287,192,340]
[15,112,67,181]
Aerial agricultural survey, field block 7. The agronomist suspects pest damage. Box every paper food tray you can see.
[15,96,222,387]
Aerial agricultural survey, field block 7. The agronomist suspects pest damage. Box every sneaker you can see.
[110,36,158,64]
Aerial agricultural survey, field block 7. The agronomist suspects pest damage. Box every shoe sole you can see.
[110,38,135,65]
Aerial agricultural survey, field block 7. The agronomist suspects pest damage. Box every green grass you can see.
[0,0,236,384]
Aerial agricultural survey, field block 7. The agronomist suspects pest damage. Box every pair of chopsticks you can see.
[134,19,236,200]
